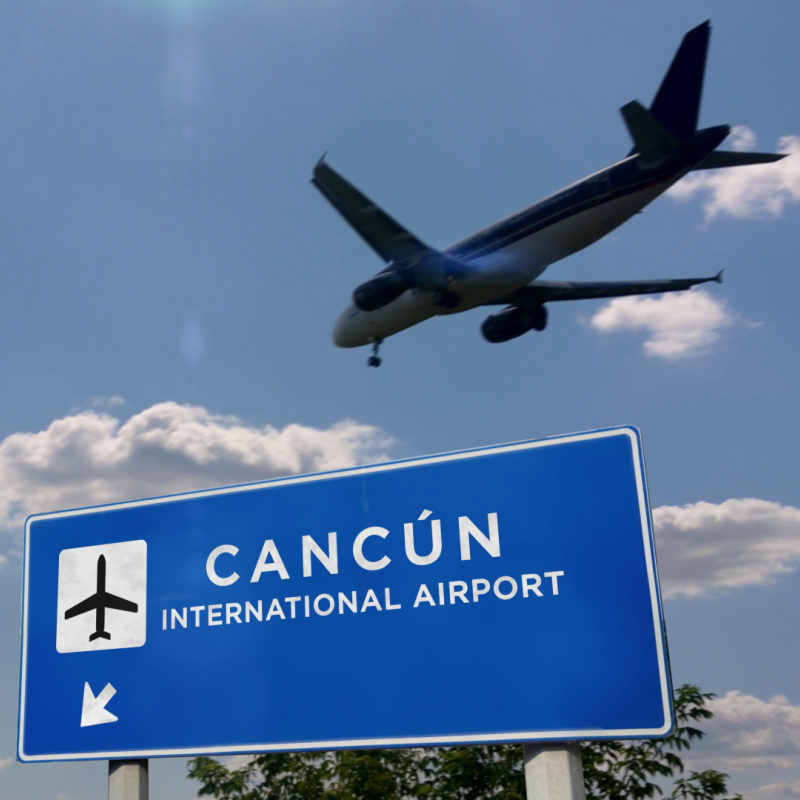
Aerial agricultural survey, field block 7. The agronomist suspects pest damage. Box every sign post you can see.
[108,759,148,800]
[523,743,586,800]
[19,426,672,765]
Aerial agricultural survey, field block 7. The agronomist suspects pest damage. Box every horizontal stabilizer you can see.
[311,158,434,264]
[487,273,722,306]
[621,101,682,164]
[693,150,787,170]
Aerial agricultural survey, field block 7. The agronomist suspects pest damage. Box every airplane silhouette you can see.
[314,21,785,367]
[64,554,138,642]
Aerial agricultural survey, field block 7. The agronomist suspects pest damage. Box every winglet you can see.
[714,269,724,283]
[313,151,328,175]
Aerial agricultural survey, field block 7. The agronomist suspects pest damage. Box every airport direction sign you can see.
[18,426,673,762]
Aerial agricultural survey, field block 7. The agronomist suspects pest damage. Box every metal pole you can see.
[109,759,149,800]
[523,743,586,800]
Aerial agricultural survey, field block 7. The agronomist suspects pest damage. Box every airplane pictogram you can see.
[64,555,139,642]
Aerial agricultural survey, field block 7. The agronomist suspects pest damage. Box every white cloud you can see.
[4,407,799,607]
[0,757,11,770]
[654,498,800,599]
[684,692,800,800]
[0,402,394,534]
[688,691,800,773]
[668,127,800,221]
[89,395,126,409]
[711,691,800,757]
[753,779,800,799]
[589,289,746,359]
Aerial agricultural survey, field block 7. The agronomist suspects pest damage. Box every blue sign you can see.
[18,426,673,762]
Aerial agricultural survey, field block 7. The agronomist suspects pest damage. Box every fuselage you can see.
[333,127,727,348]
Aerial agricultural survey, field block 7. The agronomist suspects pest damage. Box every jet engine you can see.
[481,304,547,343]
[353,254,471,312]
[352,271,410,311]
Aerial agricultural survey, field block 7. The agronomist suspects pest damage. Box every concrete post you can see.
[523,743,586,800]
[109,759,149,800]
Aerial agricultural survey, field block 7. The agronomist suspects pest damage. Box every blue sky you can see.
[1,0,800,797]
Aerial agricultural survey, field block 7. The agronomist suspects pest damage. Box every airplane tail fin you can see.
[649,21,710,141]
[624,21,788,171]
[624,22,710,158]
[90,630,111,642]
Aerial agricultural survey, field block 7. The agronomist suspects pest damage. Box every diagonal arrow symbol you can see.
[81,682,118,727]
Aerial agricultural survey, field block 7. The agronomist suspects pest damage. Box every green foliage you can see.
[428,744,525,800]
[581,685,740,800]
[187,684,740,800]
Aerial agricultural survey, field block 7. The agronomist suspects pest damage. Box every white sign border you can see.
[18,425,672,762]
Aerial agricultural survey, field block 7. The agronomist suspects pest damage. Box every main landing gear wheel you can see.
[367,338,383,368]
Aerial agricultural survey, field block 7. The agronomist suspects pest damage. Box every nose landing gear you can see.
[367,338,383,368]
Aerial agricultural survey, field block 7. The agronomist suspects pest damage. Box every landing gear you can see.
[367,338,383,368]
[433,288,460,309]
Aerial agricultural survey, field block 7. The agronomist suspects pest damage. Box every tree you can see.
[187,684,740,800]
[581,685,741,800]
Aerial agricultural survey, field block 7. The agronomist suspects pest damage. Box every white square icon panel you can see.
[56,540,147,653]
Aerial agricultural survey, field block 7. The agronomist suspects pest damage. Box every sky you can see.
[1,0,800,797]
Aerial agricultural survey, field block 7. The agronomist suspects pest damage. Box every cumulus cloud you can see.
[654,498,800,599]
[668,127,800,221]
[0,402,393,534]
[687,691,800,774]
[589,289,747,359]
[753,779,800,799]
[683,692,800,800]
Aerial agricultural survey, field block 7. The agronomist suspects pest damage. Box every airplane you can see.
[312,21,785,367]
[64,554,138,642]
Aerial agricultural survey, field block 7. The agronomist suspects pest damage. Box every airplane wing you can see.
[311,157,436,264]
[102,592,138,614]
[488,272,722,305]
[64,594,99,619]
